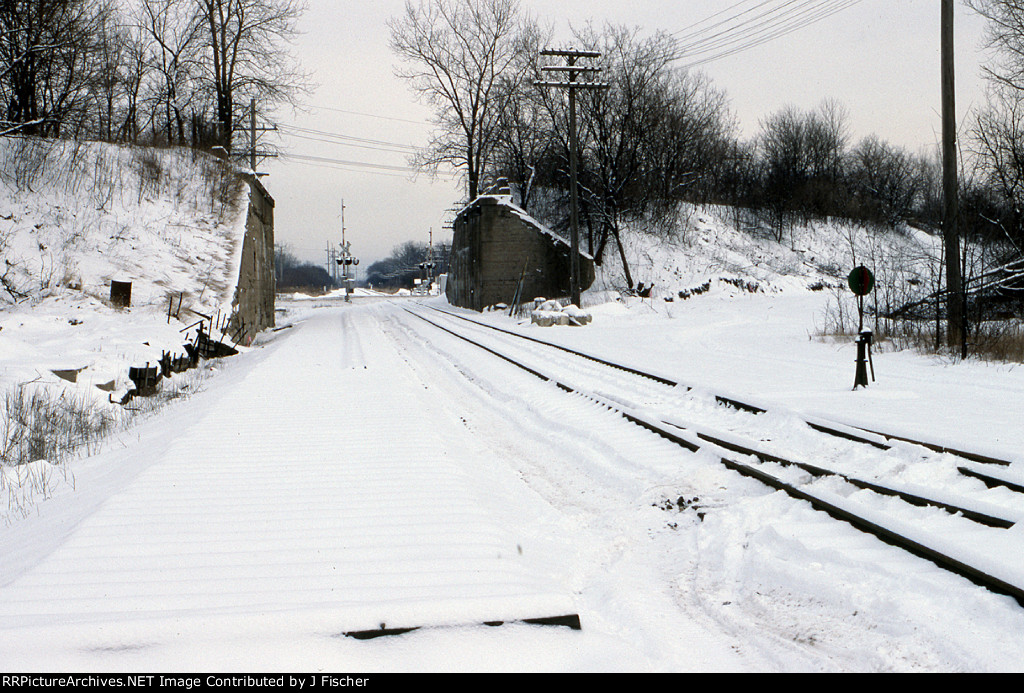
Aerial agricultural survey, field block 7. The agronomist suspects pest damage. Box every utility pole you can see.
[942,0,965,355]
[536,49,607,308]
[236,98,278,176]
[428,226,435,285]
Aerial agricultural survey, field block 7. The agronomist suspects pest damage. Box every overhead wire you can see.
[280,124,422,152]
[276,155,412,178]
[670,0,820,58]
[280,152,421,173]
[305,104,431,126]
[273,119,445,178]
[279,151,458,179]
[279,126,422,156]
[670,0,787,44]
[660,0,864,68]
[680,1,864,69]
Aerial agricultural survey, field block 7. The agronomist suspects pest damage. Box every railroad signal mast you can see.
[535,48,607,308]
[418,226,438,294]
[336,199,359,301]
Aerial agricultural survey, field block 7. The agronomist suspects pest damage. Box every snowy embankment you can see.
[0,137,250,512]
[568,205,1022,459]
[587,205,943,302]
[0,141,249,374]
[0,138,249,394]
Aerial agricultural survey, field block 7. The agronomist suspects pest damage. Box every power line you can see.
[275,122,429,175]
[278,156,411,178]
[304,103,431,126]
[667,0,856,58]
[663,0,864,68]
[280,124,422,152]
[670,0,783,42]
[680,1,863,68]
[671,0,822,56]
[280,128,422,156]
[279,151,458,179]
[281,152,420,172]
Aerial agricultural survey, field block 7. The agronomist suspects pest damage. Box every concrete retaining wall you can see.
[229,175,276,344]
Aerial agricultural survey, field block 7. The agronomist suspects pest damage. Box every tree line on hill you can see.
[389,0,1024,307]
[0,0,305,156]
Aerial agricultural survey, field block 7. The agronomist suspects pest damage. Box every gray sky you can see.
[263,1,992,269]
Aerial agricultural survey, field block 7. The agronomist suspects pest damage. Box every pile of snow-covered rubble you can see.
[530,298,592,327]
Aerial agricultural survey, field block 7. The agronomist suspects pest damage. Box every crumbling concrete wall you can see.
[447,195,594,312]
[230,175,275,344]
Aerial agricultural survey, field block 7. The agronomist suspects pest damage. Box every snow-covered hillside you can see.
[0,137,250,405]
[588,205,943,311]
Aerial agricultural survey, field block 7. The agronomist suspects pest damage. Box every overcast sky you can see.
[262,1,993,269]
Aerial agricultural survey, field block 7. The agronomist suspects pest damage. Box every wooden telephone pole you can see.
[942,0,965,354]
[237,98,278,176]
[536,49,607,308]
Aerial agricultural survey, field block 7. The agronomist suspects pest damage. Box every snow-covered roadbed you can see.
[0,304,589,670]
[3,298,1024,671]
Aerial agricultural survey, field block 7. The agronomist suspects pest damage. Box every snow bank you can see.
[586,204,942,304]
[0,137,252,455]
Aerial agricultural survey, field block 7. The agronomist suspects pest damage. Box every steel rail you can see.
[403,306,1024,608]
[422,304,1017,467]
[414,307,1016,528]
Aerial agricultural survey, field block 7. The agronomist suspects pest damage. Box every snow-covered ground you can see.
[3,152,1024,671]
[0,138,249,404]
[1,289,1023,672]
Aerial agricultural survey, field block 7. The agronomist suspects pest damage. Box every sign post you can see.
[848,265,875,390]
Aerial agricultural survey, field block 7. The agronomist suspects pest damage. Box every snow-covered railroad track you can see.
[405,305,1024,609]
[423,302,1024,508]
[424,305,1016,468]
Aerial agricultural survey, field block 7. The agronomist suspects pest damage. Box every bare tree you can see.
[968,0,1024,246]
[389,0,534,201]
[193,0,307,151]
[133,0,204,146]
[972,87,1024,239]
[0,0,107,137]
[570,26,727,283]
[576,26,677,244]
[116,23,149,143]
[967,0,1024,93]
[757,100,850,239]
[643,67,735,209]
[847,135,920,227]
[91,1,136,143]
[486,19,552,209]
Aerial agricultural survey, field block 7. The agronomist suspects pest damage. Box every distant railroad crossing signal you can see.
[337,238,358,302]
